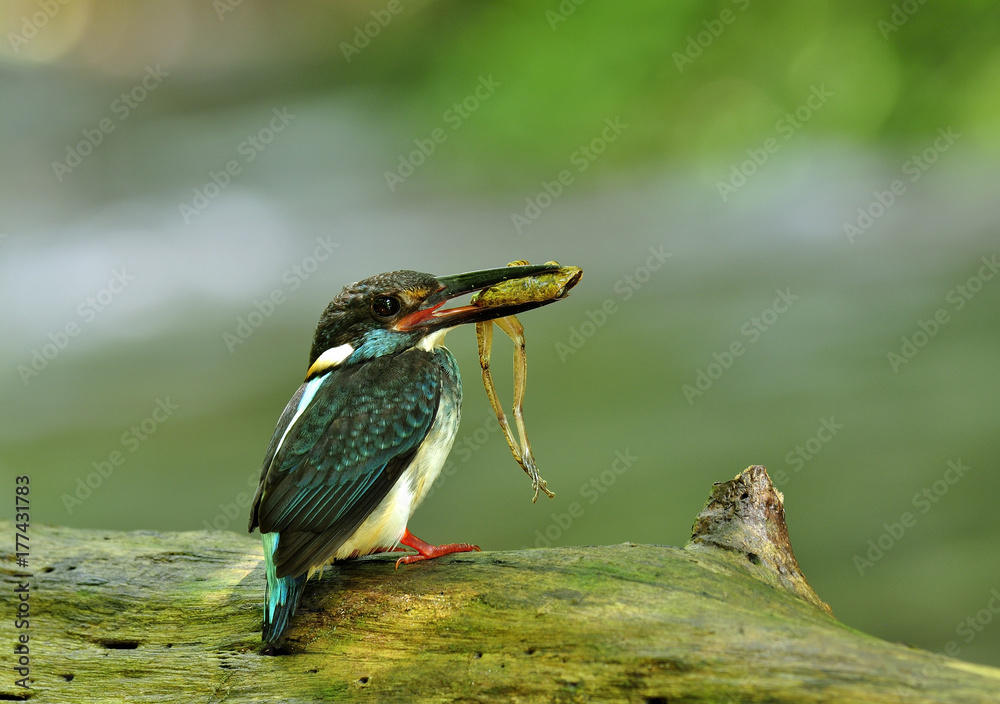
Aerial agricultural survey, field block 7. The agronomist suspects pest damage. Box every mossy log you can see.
[2,466,999,703]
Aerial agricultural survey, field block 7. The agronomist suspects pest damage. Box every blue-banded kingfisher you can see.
[248,263,569,646]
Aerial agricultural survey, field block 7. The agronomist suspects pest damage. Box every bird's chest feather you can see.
[403,376,461,508]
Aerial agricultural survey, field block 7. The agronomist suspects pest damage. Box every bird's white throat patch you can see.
[416,329,450,351]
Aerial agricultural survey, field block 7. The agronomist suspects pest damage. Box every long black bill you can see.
[396,263,569,332]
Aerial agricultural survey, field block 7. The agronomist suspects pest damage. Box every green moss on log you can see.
[1,466,997,703]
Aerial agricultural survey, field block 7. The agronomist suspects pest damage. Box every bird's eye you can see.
[371,295,401,318]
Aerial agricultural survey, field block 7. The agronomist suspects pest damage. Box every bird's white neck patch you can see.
[307,343,354,377]
[416,329,450,351]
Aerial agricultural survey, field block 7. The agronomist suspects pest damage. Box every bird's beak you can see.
[396,263,580,332]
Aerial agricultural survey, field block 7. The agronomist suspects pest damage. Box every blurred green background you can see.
[2,0,999,667]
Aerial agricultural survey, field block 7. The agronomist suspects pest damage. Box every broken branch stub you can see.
[686,464,832,615]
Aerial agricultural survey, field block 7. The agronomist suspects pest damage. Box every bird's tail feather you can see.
[262,532,307,644]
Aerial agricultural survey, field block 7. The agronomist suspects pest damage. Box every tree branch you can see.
[2,466,998,703]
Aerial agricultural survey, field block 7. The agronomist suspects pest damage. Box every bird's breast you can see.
[404,374,461,510]
[331,347,462,559]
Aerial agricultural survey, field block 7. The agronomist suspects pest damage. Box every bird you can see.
[248,263,567,646]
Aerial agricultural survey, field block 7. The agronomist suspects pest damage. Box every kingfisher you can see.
[248,263,568,646]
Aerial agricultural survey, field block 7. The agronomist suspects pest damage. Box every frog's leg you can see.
[494,314,554,502]
[476,319,524,468]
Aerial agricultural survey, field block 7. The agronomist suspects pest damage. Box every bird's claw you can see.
[394,543,481,569]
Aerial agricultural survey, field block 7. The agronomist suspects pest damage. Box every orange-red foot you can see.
[394,527,480,569]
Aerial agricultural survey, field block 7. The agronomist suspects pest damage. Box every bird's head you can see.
[306,263,572,377]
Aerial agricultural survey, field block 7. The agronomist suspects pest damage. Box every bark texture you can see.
[2,466,998,703]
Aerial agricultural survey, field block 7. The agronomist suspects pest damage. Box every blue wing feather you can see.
[250,347,449,579]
